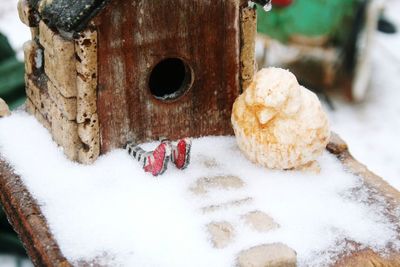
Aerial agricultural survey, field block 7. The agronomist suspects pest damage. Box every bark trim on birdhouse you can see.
[19,0,257,164]
[240,6,257,90]
[22,14,100,163]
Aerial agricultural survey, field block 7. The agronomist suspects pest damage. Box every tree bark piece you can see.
[23,40,39,75]
[47,80,77,121]
[240,6,257,90]
[0,160,71,267]
[18,0,39,27]
[334,248,400,267]
[78,113,100,164]
[50,103,80,161]
[40,21,77,98]
[75,28,98,124]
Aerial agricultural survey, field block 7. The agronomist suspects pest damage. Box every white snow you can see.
[0,0,400,265]
[34,48,43,70]
[0,112,399,266]
[1,0,400,191]
[255,0,400,191]
[326,2,400,191]
[0,0,30,60]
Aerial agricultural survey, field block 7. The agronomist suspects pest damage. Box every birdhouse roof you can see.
[29,0,110,32]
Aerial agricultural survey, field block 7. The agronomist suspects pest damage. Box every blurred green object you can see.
[0,32,26,109]
[0,208,27,257]
[0,32,27,260]
[257,0,360,45]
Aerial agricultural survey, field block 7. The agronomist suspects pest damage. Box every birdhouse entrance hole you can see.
[149,58,193,101]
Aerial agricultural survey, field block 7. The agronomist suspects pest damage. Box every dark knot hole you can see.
[149,58,192,101]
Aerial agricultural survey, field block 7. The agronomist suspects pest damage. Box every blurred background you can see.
[255,0,400,191]
[0,0,399,265]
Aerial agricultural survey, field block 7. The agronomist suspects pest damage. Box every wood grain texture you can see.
[327,132,400,209]
[240,6,257,90]
[334,248,400,267]
[95,0,241,153]
[0,160,71,267]
[328,132,400,267]
[1,132,399,266]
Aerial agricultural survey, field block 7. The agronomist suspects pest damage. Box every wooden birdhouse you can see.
[18,0,258,164]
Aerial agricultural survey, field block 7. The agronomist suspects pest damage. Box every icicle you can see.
[263,1,272,12]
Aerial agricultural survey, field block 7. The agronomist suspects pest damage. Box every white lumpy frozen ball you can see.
[232,68,330,170]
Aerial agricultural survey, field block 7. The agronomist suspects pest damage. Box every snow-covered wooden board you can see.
[0,106,399,267]
[0,132,399,266]
[0,159,70,266]
[325,134,400,266]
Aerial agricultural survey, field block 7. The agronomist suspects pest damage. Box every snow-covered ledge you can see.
[0,112,399,266]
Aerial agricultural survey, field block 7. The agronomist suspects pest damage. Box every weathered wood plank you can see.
[334,248,400,267]
[0,160,71,267]
[328,133,400,266]
[95,0,241,153]
[327,133,400,209]
[240,6,257,90]
[1,133,399,266]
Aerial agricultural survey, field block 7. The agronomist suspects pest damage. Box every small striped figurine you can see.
[126,138,191,176]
